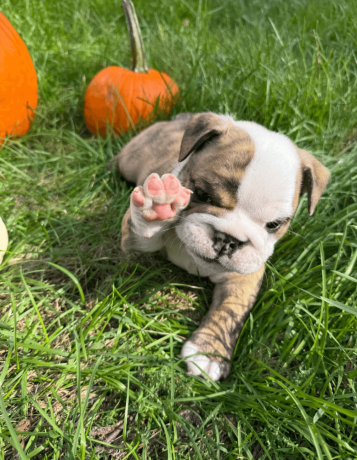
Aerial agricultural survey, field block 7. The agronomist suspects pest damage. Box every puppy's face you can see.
[174,113,330,275]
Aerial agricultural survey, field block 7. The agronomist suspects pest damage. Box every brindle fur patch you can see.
[297,148,330,215]
[179,117,255,211]
[113,113,194,185]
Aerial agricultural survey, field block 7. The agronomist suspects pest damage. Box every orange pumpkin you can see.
[83,0,179,137]
[0,13,38,147]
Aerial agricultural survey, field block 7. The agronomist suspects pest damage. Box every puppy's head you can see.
[175,113,330,275]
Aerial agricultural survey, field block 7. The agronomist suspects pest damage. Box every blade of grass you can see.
[0,394,28,460]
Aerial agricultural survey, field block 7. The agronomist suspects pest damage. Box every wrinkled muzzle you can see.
[175,215,275,275]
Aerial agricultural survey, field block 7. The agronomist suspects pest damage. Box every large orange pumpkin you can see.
[83,0,179,137]
[0,13,38,147]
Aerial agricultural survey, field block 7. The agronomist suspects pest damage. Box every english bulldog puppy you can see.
[114,112,330,381]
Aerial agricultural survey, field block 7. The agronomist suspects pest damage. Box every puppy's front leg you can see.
[121,173,191,253]
[181,265,265,381]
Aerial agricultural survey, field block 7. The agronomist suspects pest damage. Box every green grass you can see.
[1,0,357,458]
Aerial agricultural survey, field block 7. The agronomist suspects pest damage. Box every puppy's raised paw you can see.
[132,173,191,222]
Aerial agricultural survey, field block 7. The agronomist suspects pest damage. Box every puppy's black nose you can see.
[219,239,240,256]
[213,232,246,257]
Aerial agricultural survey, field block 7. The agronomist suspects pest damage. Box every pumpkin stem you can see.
[122,0,149,73]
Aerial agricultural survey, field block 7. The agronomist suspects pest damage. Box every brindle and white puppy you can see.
[114,112,330,381]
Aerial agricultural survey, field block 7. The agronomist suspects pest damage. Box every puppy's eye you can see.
[266,219,288,233]
[192,188,213,204]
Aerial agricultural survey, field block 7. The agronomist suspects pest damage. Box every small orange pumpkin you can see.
[83,0,179,137]
[0,13,38,147]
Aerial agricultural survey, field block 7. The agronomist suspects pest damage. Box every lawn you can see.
[1,0,357,458]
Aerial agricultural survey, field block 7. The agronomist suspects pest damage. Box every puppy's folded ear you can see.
[179,112,228,162]
[298,149,330,215]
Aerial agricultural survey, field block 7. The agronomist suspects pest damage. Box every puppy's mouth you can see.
[190,251,237,274]
[194,252,218,263]
[185,247,216,264]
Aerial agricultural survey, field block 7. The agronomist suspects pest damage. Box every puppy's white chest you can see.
[163,228,215,277]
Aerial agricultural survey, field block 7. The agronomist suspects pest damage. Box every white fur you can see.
[234,120,299,222]
[130,198,165,241]
[171,156,190,177]
[164,228,219,277]
[180,341,222,381]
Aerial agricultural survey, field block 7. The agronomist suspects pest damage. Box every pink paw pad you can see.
[173,188,191,207]
[146,174,165,196]
[132,187,145,207]
[143,204,176,221]
[162,174,181,199]
[133,173,192,222]
[152,203,176,220]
